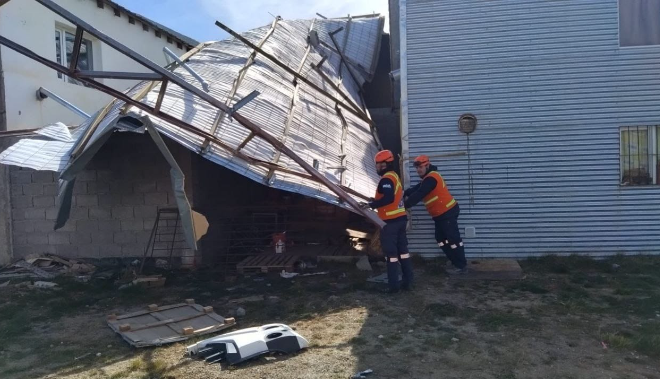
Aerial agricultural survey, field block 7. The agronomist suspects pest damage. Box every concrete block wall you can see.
[9,133,193,260]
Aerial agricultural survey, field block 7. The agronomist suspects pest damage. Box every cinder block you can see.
[26,233,49,245]
[13,221,34,233]
[76,220,99,233]
[90,231,114,244]
[11,196,33,209]
[99,194,121,207]
[89,207,112,220]
[70,232,92,244]
[54,244,79,258]
[12,209,25,221]
[134,182,157,193]
[72,182,87,195]
[110,181,134,195]
[43,183,58,196]
[98,220,121,232]
[33,196,55,207]
[24,208,46,220]
[134,231,151,244]
[143,218,157,231]
[11,171,33,184]
[144,192,168,206]
[121,193,144,206]
[48,232,70,245]
[121,220,143,231]
[76,195,98,207]
[12,233,27,246]
[114,231,135,244]
[69,207,89,220]
[112,207,134,219]
[10,184,23,196]
[134,205,157,219]
[98,244,122,257]
[96,170,113,182]
[121,245,144,256]
[77,245,100,257]
[31,171,54,183]
[156,179,171,192]
[87,181,110,194]
[33,220,55,233]
[76,170,97,181]
[22,183,44,196]
[45,208,58,220]
[57,221,76,232]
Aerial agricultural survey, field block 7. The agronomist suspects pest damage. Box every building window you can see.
[55,28,93,84]
[620,126,659,185]
[619,0,660,47]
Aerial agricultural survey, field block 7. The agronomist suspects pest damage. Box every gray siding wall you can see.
[404,0,660,257]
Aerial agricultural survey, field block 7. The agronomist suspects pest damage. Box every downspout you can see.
[399,0,410,187]
[0,44,13,265]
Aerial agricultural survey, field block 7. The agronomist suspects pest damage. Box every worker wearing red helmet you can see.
[404,155,467,274]
[360,150,414,293]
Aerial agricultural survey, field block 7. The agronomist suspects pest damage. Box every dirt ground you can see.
[1,255,659,379]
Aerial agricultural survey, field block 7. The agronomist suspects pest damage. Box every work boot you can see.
[399,257,414,290]
[386,260,400,293]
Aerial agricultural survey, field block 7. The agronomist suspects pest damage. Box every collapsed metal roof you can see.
[0,0,386,248]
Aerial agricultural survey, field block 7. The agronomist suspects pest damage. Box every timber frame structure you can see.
[0,0,386,229]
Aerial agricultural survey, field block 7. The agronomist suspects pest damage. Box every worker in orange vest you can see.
[404,155,468,274]
[360,150,414,293]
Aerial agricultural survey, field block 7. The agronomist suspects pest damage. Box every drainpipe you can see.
[399,0,410,188]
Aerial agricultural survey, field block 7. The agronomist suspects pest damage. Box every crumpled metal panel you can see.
[0,15,384,212]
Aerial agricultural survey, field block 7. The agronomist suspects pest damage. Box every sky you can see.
[112,0,389,43]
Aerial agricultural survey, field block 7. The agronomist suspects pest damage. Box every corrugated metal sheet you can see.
[0,16,385,213]
[404,0,660,257]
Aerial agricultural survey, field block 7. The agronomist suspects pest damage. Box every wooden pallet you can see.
[236,254,300,274]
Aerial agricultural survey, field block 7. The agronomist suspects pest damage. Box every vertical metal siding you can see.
[405,0,660,257]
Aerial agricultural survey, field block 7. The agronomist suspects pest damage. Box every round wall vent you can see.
[458,114,477,134]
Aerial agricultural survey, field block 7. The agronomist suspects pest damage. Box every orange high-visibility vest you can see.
[422,171,456,217]
[375,171,406,221]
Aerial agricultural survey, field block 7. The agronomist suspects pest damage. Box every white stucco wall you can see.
[0,0,191,130]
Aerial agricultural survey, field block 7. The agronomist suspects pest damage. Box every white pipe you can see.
[36,87,90,119]
[163,47,209,92]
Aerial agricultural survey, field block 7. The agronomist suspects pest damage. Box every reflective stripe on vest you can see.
[422,171,456,217]
[375,171,406,221]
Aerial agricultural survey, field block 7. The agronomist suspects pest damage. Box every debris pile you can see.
[0,254,95,280]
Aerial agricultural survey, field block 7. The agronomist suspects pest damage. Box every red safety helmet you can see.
[374,150,394,163]
[413,155,430,169]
